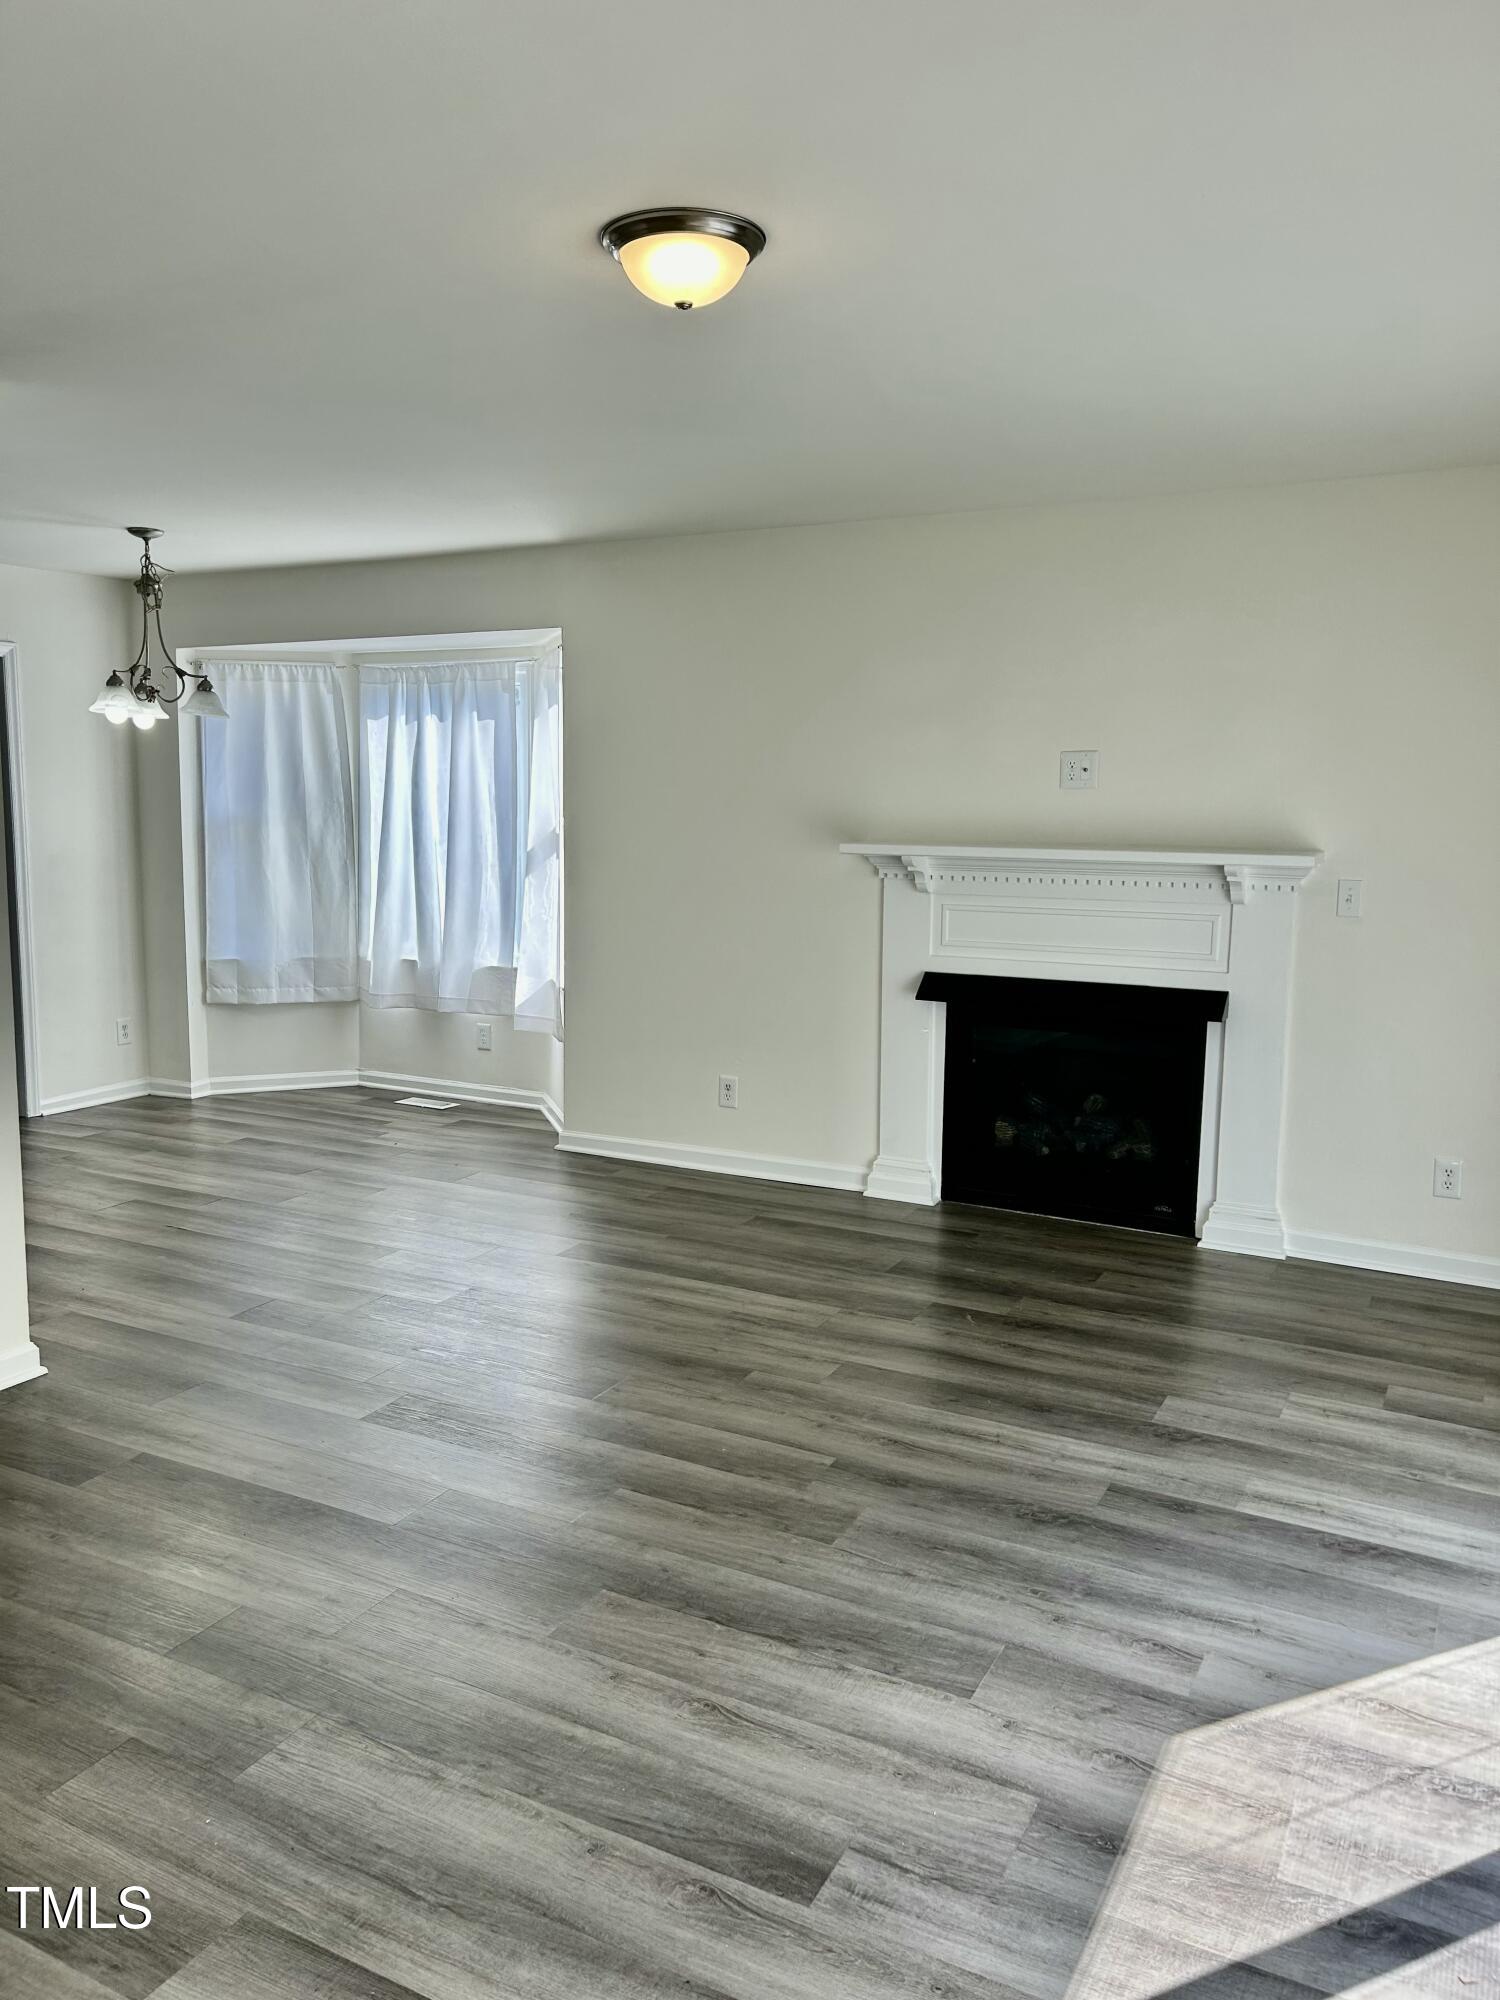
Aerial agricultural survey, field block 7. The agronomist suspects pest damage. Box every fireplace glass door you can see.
[923,976,1225,1237]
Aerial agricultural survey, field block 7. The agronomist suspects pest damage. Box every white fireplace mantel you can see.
[841,842,1321,1258]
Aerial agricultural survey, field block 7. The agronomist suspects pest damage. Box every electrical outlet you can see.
[718,1073,738,1110]
[115,1017,132,1047]
[1060,750,1098,790]
[1336,878,1363,919]
[1434,1158,1462,1199]
[475,1021,493,1052]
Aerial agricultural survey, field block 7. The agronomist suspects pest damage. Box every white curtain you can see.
[201,663,356,1004]
[357,648,561,1030]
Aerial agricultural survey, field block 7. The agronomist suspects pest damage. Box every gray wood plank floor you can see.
[3,1087,1498,1997]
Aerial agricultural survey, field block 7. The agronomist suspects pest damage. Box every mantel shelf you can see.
[841,843,1321,871]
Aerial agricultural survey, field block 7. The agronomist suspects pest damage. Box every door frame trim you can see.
[0,643,42,1118]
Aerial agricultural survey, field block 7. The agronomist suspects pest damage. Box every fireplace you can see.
[920,973,1227,1235]
[841,844,1320,1258]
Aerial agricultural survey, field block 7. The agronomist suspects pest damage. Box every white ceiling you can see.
[3,0,1497,576]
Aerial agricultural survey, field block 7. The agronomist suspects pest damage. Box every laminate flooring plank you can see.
[155,1383,606,1522]
[839,1490,1450,1655]
[362,1384,836,1487]
[595,1377,1127,1510]
[1157,1393,1500,1498]
[834,1503,1439,1696]
[0,1402,141,1485]
[19,1298,407,1387]
[558,1488,1205,1697]
[556,1590,1179,1842]
[11,1384,442,1523]
[172,1607,848,1901]
[23,1255,267,1328]
[0,1680,132,1799]
[0,1516,240,1652]
[0,1929,124,2000]
[1093,1482,1500,1620]
[405,1485,1003,1693]
[34,1287,405,1364]
[266,1591,1037,1892]
[84,1455,587,1637]
[0,1598,311,1776]
[0,1794,244,1999]
[811,1850,1041,1996]
[25,1312,407,1415]
[150,1919,430,2000]
[24,1206,467,1310]
[0,1460,393,1636]
[1382,1385,1500,1430]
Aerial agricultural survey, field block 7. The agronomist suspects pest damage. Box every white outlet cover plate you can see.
[1060,751,1098,790]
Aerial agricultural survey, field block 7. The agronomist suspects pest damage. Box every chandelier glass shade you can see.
[90,528,228,728]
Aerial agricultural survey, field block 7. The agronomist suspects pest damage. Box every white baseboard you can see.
[1286,1230,1500,1292]
[42,1072,356,1109]
[1200,1201,1288,1260]
[360,1069,563,1131]
[146,1076,207,1100]
[557,1126,865,1193]
[864,1154,940,1205]
[201,1069,361,1096]
[0,1341,45,1394]
[37,1077,152,1115]
[38,1066,562,1126]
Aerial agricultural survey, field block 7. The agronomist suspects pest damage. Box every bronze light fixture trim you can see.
[598,208,767,310]
[89,527,227,727]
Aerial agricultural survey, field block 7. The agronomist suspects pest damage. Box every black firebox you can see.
[919,974,1227,1237]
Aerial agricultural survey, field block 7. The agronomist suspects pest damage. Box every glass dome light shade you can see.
[601,209,765,312]
[89,674,138,722]
[180,677,228,721]
[617,231,751,310]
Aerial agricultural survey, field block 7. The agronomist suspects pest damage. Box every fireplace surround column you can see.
[1196,861,1311,1257]
[864,859,944,1203]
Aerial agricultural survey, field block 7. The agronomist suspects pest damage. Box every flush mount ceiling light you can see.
[89,527,227,729]
[599,208,766,311]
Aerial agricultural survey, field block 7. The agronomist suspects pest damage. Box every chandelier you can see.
[89,528,227,728]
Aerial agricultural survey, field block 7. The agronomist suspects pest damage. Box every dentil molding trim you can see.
[842,842,1321,1259]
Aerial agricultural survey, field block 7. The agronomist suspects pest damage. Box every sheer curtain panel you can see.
[201,662,356,1003]
[358,647,562,1030]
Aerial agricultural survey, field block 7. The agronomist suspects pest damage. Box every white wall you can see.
[0,563,148,1110]
[163,466,1500,1269]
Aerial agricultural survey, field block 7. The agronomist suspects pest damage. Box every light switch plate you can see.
[1337,878,1363,918]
